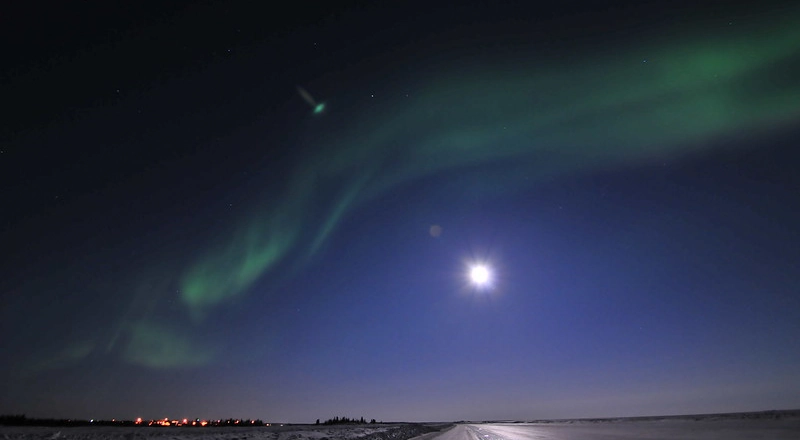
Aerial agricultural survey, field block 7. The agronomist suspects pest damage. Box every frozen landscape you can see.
[0,423,443,440]
[2,412,799,440]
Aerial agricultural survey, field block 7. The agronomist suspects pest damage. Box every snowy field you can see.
[0,423,442,440]
[3,414,800,440]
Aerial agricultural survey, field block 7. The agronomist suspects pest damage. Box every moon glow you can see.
[469,265,491,287]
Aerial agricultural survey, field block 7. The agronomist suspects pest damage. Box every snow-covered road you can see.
[431,419,800,440]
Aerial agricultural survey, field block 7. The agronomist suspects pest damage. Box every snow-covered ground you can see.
[0,423,441,440]
[3,414,800,440]
[433,418,800,440]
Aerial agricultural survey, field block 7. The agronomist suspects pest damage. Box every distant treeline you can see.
[0,415,122,427]
[0,415,268,427]
[316,416,378,425]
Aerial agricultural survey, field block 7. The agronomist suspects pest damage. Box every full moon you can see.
[470,265,491,286]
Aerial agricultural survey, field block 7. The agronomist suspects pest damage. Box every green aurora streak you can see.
[179,8,800,324]
[122,322,215,368]
[23,7,793,370]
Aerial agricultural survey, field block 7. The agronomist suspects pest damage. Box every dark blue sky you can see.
[1,0,799,422]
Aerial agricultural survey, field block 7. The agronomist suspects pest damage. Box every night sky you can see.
[2,0,800,423]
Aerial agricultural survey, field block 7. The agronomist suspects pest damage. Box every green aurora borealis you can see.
[17,5,800,372]
[179,7,800,331]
